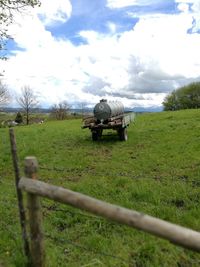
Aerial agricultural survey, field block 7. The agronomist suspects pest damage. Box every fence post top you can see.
[24,157,38,179]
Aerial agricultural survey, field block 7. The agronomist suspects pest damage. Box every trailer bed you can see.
[82,112,135,141]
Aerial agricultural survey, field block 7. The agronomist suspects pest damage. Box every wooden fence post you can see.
[9,128,31,262]
[25,157,45,267]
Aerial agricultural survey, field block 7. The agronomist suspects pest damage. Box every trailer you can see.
[82,99,135,141]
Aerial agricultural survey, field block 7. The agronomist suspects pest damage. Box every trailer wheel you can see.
[92,129,103,141]
[118,128,128,141]
[99,129,103,137]
[92,131,99,141]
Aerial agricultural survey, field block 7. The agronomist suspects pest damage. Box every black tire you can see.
[92,129,103,141]
[92,131,98,141]
[98,129,103,137]
[118,128,128,141]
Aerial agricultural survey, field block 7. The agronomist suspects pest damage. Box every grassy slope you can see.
[0,109,200,266]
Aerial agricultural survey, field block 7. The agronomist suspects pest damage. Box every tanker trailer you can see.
[94,99,124,122]
[82,99,135,141]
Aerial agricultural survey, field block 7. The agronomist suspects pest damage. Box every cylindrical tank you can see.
[93,99,124,121]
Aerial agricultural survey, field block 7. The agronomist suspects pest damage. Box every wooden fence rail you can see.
[19,176,200,252]
[18,157,200,267]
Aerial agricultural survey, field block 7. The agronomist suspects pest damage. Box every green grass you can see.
[0,109,200,266]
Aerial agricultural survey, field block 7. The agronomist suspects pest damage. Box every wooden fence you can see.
[15,156,200,266]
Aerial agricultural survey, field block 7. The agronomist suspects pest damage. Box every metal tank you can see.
[93,99,124,121]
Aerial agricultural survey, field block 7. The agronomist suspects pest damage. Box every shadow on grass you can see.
[84,131,123,144]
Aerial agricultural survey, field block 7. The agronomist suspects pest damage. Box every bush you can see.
[163,82,200,111]
[15,112,23,123]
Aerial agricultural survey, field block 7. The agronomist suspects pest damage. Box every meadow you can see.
[0,109,200,266]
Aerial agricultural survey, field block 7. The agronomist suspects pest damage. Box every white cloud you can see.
[78,12,200,93]
[107,22,117,34]
[177,3,190,12]
[2,0,200,109]
[127,13,200,78]
[107,0,138,9]
[7,0,72,50]
[175,0,200,32]
[175,0,197,3]
[37,0,72,26]
[107,0,158,9]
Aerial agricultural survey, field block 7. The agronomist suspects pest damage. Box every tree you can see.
[17,86,39,125]
[50,101,71,120]
[15,111,23,123]
[163,82,200,111]
[0,0,40,57]
[0,79,10,105]
[162,91,179,111]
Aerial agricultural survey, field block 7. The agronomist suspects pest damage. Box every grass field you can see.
[0,109,200,266]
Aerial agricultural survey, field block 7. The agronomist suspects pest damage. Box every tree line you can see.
[0,81,71,125]
[163,82,200,111]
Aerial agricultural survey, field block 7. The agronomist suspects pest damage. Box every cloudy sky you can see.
[1,0,200,109]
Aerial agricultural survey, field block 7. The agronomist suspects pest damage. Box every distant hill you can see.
[1,107,51,113]
[1,106,163,114]
[131,106,163,112]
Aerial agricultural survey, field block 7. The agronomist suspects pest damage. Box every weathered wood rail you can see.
[17,157,200,266]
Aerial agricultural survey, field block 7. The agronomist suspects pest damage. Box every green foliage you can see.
[0,110,200,266]
[15,112,23,124]
[162,91,178,111]
[163,82,200,111]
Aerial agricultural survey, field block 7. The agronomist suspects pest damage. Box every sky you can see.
[1,0,200,109]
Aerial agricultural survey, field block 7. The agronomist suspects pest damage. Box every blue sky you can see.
[1,0,200,108]
[40,1,178,46]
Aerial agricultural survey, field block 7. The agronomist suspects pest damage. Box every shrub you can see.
[163,82,200,111]
[15,112,23,123]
